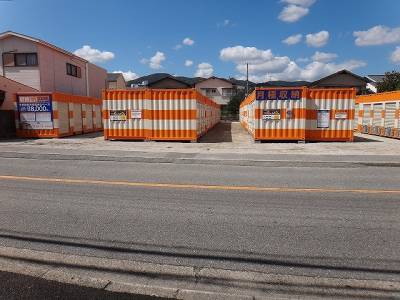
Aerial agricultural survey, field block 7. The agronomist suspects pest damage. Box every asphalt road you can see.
[0,157,399,283]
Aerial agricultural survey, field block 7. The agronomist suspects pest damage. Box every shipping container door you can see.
[86,104,94,131]
[73,103,83,134]
[362,104,371,125]
[385,103,396,128]
[372,103,382,134]
[58,102,69,135]
[354,104,359,129]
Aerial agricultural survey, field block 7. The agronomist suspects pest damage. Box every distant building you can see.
[107,73,126,89]
[309,70,370,94]
[128,73,191,89]
[195,76,241,107]
[0,31,107,102]
[365,75,385,93]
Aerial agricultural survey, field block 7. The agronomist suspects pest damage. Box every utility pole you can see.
[246,63,249,97]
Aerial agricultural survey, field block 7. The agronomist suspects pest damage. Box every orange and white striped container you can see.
[15,92,103,138]
[103,89,220,141]
[240,87,355,142]
[356,91,400,139]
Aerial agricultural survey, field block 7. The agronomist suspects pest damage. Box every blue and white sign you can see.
[256,89,302,101]
[18,95,53,129]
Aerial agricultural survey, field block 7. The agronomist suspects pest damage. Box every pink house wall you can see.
[0,75,38,110]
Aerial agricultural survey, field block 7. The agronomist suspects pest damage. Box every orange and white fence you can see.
[103,89,220,141]
[240,87,355,142]
[15,92,102,138]
[356,91,400,139]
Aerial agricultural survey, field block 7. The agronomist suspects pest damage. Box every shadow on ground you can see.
[199,122,233,143]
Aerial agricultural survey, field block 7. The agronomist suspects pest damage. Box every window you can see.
[2,53,38,67]
[66,63,82,78]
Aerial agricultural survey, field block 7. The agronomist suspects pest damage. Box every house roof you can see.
[196,76,235,85]
[127,73,192,87]
[366,75,385,83]
[310,69,370,86]
[107,73,124,82]
[0,31,88,63]
[257,80,310,87]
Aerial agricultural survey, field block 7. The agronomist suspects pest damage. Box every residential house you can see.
[128,73,192,89]
[0,31,107,102]
[309,70,370,94]
[195,76,240,107]
[107,73,127,89]
[365,75,385,93]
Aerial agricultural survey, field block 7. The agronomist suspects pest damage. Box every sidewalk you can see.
[1,122,400,167]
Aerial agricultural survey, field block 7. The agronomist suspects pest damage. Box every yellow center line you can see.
[0,175,399,195]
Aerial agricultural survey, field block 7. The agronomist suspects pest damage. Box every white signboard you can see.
[335,111,348,119]
[317,110,330,128]
[131,109,142,119]
[262,109,281,120]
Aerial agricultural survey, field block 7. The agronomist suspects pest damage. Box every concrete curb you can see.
[1,151,400,168]
[0,246,398,299]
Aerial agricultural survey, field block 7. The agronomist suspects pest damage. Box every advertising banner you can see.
[262,109,281,120]
[256,89,302,101]
[17,95,53,130]
[110,110,128,121]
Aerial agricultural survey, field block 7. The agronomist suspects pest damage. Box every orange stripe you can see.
[254,109,354,120]
[103,110,197,120]
[356,91,400,103]
[143,110,197,120]
[104,129,197,140]
[306,130,353,141]
[81,111,86,118]
[255,108,305,119]
[255,129,305,140]
[52,111,59,119]
[68,111,74,118]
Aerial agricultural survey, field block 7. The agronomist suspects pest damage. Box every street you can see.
[0,156,399,286]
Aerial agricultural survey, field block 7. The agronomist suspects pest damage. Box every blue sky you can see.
[1,0,400,82]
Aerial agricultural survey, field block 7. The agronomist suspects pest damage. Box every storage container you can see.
[15,92,103,138]
[240,87,355,142]
[103,89,220,141]
[356,91,400,139]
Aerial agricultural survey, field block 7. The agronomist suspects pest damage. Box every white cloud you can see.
[73,45,114,63]
[174,44,182,50]
[143,51,165,69]
[184,60,194,67]
[311,51,338,62]
[112,70,139,81]
[279,0,316,22]
[183,37,195,46]
[220,45,366,83]
[220,46,273,63]
[306,31,329,47]
[354,25,400,46]
[281,0,316,7]
[195,62,213,77]
[283,34,302,45]
[391,47,400,64]
[279,5,309,23]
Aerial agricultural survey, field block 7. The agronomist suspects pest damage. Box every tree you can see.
[377,71,400,93]
[226,89,250,115]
